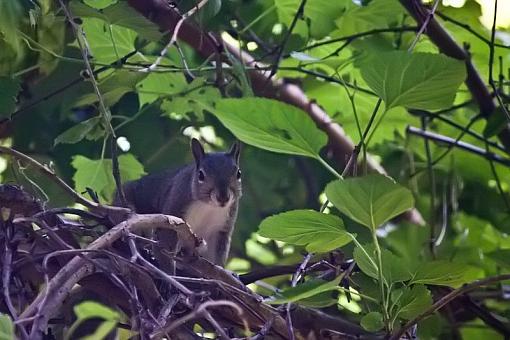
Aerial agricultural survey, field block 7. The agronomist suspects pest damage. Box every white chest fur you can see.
[183,201,231,240]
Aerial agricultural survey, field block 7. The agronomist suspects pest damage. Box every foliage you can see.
[1,0,510,339]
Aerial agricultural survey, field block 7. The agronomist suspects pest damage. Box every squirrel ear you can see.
[228,141,242,163]
[191,138,205,165]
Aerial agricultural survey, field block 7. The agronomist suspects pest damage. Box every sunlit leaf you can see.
[353,244,412,285]
[258,210,352,252]
[359,51,466,110]
[326,174,414,230]
[211,98,327,159]
[0,314,14,340]
[411,261,481,287]
[267,275,343,304]
[72,153,145,202]
[74,301,119,320]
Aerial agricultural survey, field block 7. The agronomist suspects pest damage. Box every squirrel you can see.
[115,138,242,266]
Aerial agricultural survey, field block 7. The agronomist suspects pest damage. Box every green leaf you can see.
[258,210,352,252]
[71,1,162,41]
[359,51,466,110]
[360,311,384,332]
[325,174,414,230]
[275,0,346,39]
[483,107,507,138]
[335,0,403,36]
[83,0,118,10]
[74,301,119,321]
[82,321,117,340]
[245,239,277,265]
[211,98,327,159]
[74,70,147,108]
[0,77,20,118]
[267,275,343,304]
[294,291,338,308]
[0,314,14,340]
[0,1,23,52]
[353,244,412,285]
[161,78,221,121]
[137,72,188,107]
[303,78,418,145]
[72,153,146,202]
[80,18,138,64]
[411,261,481,287]
[393,285,432,320]
[487,250,510,269]
[54,117,103,145]
[73,301,119,340]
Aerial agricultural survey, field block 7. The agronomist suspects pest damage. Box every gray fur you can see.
[114,139,242,266]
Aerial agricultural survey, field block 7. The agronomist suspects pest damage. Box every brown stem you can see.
[125,0,424,226]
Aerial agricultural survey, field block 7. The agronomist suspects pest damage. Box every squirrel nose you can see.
[216,193,230,205]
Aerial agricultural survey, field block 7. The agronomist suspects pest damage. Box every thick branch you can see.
[125,0,424,225]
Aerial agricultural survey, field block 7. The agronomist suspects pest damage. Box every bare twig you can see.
[18,214,195,336]
[0,146,98,209]
[266,0,307,81]
[285,253,313,340]
[139,0,210,73]
[151,300,242,338]
[407,126,510,167]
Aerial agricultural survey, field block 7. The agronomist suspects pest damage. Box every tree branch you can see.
[407,126,510,167]
[125,0,424,225]
[399,0,510,152]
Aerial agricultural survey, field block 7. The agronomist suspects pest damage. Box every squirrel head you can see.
[190,138,242,207]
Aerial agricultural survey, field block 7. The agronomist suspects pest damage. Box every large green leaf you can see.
[0,314,14,340]
[80,18,137,64]
[303,78,417,145]
[72,153,146,202]
[392,285,432,320]
[410,261,481,287]
[359,51,466,110]
[267,275,343,304]
[325,174,414,230]
[211,98,327,159]
[353,244,412,285]
[137,72,188,107]
[0,77,20,118]
[258,210,352,252]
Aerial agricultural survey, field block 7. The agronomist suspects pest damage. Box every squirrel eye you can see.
[198,169,205,182]
[236,169,242,180]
